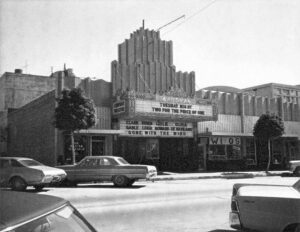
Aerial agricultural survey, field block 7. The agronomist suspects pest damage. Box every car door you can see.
[74,158,101,182]
[98,157,118,181]
[10,159,28,179]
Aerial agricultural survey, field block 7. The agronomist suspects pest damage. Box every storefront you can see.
[198,135,245,171]
[112,90,217,171]
[60,129,122,164]
[198,134,299,171]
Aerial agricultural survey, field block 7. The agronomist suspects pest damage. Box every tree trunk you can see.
[266,139,271,173]
[70,131,76,165]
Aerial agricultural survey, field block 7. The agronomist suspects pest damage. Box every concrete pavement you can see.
[153,170,290,181]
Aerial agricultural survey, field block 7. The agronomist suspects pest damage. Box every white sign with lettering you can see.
[119,120,193,137]
[112,100,125,114]
[209,137,241,145]
[135,99,213,117]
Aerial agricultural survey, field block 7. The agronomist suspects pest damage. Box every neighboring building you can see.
[1,67,117,166]
[196,89,300,171]
[0,69,56,154]
[243,83,300,104]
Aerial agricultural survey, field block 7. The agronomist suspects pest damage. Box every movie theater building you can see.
[196,89,300,171]
[111,27,217,171]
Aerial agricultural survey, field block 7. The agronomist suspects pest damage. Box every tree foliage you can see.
[253,113,284,172]
[54,88,96,164]
[54,88,96,131]
[253,113,284,140]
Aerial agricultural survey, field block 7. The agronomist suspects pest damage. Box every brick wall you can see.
[7,90,57,166]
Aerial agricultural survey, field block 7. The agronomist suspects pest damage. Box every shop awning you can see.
[77,129,124,135]
[198,132,299,138]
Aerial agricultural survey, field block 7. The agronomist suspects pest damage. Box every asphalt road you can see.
[39,176,299,232]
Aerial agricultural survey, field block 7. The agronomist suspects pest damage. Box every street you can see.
[36,176,299,232]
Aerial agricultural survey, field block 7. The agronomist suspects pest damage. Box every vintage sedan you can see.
[58,156,157,187]
[289,160,300,176]
[0,157,66,191]
[230,179,300,232]
[0,190,97,232]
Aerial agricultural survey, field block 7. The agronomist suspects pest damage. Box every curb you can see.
[153,172,284,181]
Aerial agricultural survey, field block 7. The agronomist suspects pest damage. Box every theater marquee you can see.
[112,91,217,122]
[119,120,194,137]
[135,99,213,117]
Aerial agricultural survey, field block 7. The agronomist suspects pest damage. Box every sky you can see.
[0,0,299,90]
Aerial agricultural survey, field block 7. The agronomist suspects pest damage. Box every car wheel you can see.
[10,177,27,191]
[113,175,129,187]
[294,224,300,232]
[34,185,45,191]
[127,179,135,187]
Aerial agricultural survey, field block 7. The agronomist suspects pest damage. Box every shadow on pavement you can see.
[54,184,146,189]
[208,230,240,232]
[0,188,50,193]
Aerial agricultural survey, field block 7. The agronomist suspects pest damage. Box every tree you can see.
[253,113,284,172]
[54,88,96,164]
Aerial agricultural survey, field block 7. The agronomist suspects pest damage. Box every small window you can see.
[101,158,111,166]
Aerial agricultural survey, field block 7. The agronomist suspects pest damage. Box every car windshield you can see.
[116,157,129,165]
[12,204,95,232]
[18,159,44,167]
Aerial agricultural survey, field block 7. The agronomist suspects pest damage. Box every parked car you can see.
[229,179,300,232]
[57,156,157,187]
[289,160,300,176]
[0,157,66,191]
[0,190,97,232]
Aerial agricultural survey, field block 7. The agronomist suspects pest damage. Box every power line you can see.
[162,0,218,36]
[157,15,185,31]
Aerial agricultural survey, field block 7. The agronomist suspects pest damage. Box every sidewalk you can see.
[153,170,289,181]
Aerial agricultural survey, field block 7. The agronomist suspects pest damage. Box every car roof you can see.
[83,156,121,159]
[0,191,68,230]
[0,157,33,160]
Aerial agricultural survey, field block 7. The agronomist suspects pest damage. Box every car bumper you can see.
[39,174,66,184]
[229,212,241,230]
[146,172,157,180]
[51,174,67,183]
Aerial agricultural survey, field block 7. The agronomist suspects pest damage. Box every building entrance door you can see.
[198,144,207,171]
[91,136,105,156]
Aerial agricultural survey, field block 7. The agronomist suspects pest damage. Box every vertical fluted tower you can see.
[111,27,195,96]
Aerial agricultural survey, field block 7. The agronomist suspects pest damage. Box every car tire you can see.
[10,177,27,191]
[294,224,300,232]
[127,179,135,187]
[34,185,45,191]
[113,175,129,187]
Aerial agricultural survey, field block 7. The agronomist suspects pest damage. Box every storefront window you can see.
[272,139,283,164]
[289,141,298,160]
[246,138,256,165]
[208,137,242,161]
[208,145,226,160]
[62,135,88,164]
[227,145,241,160]
[146,139,159,159]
